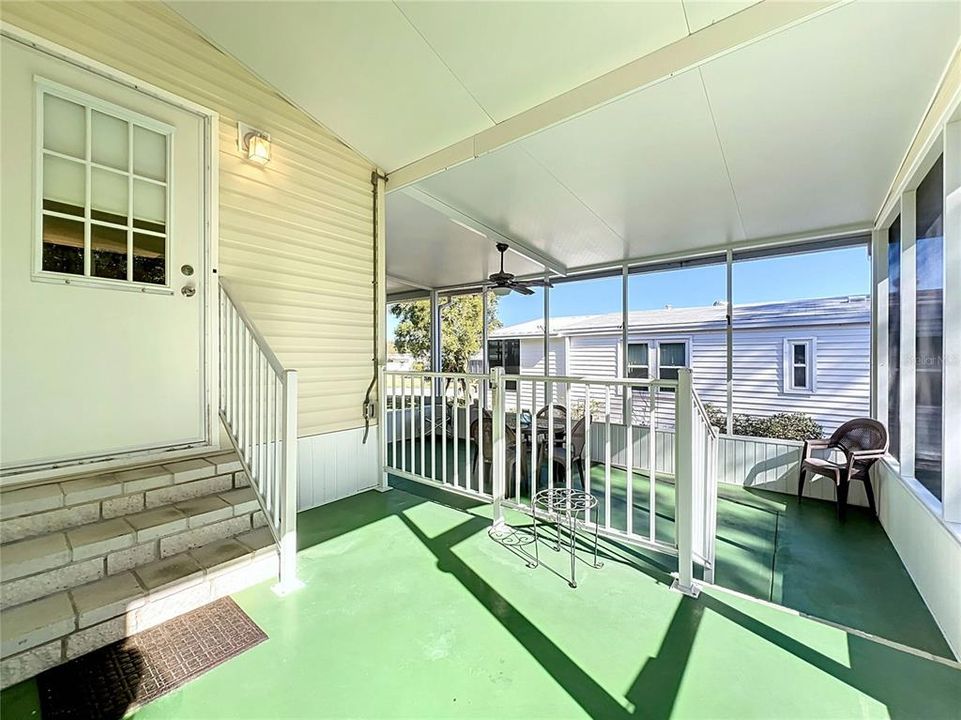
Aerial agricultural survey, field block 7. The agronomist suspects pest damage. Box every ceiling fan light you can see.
[492,285,512,297]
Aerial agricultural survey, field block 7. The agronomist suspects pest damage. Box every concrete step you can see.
[0,527,277,689]
[0,484,264,609]
[0,451,244,544]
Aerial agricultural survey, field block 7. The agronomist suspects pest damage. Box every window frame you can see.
[626,341,650,379]
[34,77,175,294]
[656,338,691,384]
[488,338,521,390]
[783,337,816,394]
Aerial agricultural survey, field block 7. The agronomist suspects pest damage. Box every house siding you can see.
[542,323,871,434]
[504,338,566,411]
[2,1,376,438]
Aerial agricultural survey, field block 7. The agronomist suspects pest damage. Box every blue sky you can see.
[389,245,870,337]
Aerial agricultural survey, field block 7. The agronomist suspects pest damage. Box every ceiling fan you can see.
[487,242,551,296]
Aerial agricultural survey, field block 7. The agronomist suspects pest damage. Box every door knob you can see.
[181,285,196,297]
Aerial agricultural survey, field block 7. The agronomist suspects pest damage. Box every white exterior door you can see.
[1,37,209,471]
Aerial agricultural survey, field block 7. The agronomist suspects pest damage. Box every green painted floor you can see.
[390,439,953,659]
[3,456,958,718]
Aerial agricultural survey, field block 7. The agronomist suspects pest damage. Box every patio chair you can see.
[470,416,527,497]
[550,416,587,489]
[536,404,567,425]
[797,418,887,520]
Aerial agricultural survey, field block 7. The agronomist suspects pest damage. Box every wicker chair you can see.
[550,417,587,489]
[536,404,567,424]
[470,415,527,497]
[798,418,887,520]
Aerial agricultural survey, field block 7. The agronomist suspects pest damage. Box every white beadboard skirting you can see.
[297,426,379,512]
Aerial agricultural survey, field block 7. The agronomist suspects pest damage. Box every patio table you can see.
[530,488,602,588]
[506,413,565,472]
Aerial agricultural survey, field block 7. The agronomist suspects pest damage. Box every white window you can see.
[785,339,816,392]
[626,342,649,379]
[657,341,688,381]
[37,80,173,288]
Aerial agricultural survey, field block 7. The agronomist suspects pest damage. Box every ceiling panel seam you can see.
[388,0,849,186]
[391,1,496,125]
[679,1,693,36]
[518,145,627,245]
[695,67,748,241]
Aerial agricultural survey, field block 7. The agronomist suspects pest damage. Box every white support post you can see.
[622,266,630,422]
[430,290,442,397]
[378,365,389,492]
[543,272,551,378]
[942,120,961,522]
[871,229,888,425]
[491,366,506,526]
[482,290,490,372]
[673,368,698,597]
[375,172,390,493]
[273,369,304,595]
[899,191,917,480]
[725,250,734,435]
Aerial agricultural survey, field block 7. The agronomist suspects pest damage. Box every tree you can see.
[390,293,501,373]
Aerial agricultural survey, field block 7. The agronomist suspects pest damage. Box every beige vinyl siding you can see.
[2,1,376,437]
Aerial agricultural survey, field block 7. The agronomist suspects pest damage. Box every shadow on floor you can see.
[387,438,953,660]
[393,483,960,720]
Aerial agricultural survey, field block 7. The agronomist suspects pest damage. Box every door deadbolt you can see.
[181,285,196,297]
[181,264,194,277]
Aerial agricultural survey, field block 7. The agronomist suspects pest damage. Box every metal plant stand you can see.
[530,488,602,588]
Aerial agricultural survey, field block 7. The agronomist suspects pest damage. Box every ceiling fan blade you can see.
[512,284,535,296]
[525,278,554,288]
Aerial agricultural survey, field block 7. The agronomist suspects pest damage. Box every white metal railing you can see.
[380,369,495,501]
[219,279,300,592]
[380,367,718,594]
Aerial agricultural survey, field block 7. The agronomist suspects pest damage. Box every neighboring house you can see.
[387,353,416,372]
[484,295,871,434]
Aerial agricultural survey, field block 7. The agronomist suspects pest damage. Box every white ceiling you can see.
[169,0,757,170]
[168,0,960,293]
[386,191,546,290]
[393,0,960,289]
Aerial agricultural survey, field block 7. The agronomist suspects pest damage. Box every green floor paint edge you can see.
[2,471,956,719]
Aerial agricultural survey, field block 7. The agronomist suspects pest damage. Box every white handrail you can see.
[381,367,719,594]
[219,279,300,593]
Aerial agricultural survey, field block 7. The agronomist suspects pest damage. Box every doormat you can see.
[37,597,267,720]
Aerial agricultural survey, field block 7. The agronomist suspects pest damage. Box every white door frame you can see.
[1,23,221,487]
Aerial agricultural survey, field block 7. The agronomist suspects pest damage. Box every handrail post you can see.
[673,368,698,597]
[491,366,506,527]
[274,368,303,595]
[378,364,390,492]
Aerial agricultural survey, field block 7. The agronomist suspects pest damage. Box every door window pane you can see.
[133,180,166,232]
[915,156,943,500]
[91,224,127,280]
[133,126,167,181]
[91,111,128,170]
[133,233,166,285]
[43,94,85,158]
[41,216,84,275]
[888,216,901,459]
[91,168,128,224]
[42,155,85,214]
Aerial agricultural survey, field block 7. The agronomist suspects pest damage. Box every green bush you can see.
[703,403,823,441]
